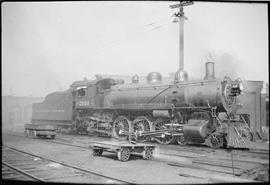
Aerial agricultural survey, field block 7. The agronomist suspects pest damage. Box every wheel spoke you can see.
[112,116,131,140]
[117,148,130,162]
[132,116,153,142]
[176,135,187,145]
[143,147,153,160]
[209,134,223,148]
[152,118,174,144]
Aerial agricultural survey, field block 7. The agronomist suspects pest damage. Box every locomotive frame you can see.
[31,65,252,149]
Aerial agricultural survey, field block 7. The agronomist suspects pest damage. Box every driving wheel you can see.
[153,120,174,144]
[133,116,153,142]
[112,116,132,140]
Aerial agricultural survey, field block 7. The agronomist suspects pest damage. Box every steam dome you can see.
[147,72,162,84]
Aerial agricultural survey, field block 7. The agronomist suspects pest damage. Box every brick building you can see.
[2,96,44,127]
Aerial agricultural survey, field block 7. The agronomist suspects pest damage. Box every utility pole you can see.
[170,1,193,82]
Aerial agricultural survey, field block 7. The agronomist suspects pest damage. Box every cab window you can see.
[76,86,87,97]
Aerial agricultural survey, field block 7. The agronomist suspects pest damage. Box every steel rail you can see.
[3,131,268,182]
[2,145,134,184]
[4,132,90,150]
[2,161,45,182]
[6,130,270,155]
[5,131,269,159]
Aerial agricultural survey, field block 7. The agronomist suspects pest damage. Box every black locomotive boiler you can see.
[31,62,251,148]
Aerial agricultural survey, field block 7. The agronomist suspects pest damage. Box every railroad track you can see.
[3,131,268,182]
[4,131,269,164]
[2,145,130,184]
[2,162,43,181]
[4,131,90,149]
[160,142,269,159]
[5,131,269,160]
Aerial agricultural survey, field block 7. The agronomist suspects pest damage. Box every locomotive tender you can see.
[31,62,251,148]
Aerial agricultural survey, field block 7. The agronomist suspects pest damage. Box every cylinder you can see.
[183,119,209,139]
[204,62,215,80]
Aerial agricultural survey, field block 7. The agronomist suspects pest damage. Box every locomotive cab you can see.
[74,78,117,109]
[94,78,116,107]
[76,86,87,97]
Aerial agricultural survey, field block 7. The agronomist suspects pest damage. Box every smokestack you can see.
[204,62,215,80]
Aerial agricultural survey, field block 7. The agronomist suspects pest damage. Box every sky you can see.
[2,1,268,97]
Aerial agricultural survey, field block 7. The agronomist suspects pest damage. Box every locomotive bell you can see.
[147,72,162,84]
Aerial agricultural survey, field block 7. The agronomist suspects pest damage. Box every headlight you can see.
[239,82,244,91]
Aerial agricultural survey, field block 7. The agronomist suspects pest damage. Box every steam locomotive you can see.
[31,62,251,148]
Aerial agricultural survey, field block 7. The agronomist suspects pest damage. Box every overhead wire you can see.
[91,16,172,58]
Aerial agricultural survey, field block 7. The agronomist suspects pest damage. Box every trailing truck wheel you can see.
[112,116,132,140]
[117,148,130,162]
[176,135,187,146]
[142,147,153,160]
[92,149,103,157]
